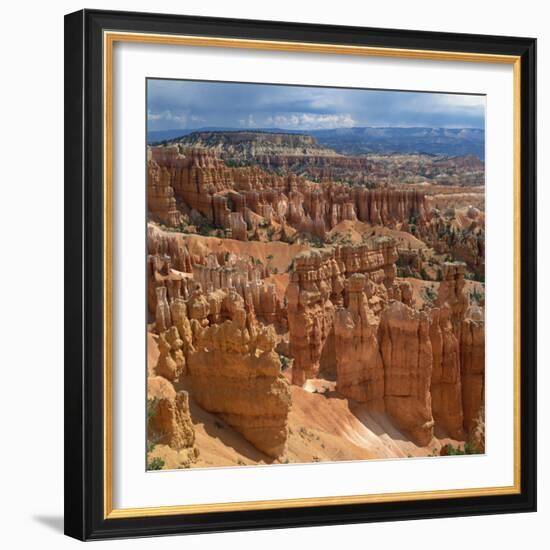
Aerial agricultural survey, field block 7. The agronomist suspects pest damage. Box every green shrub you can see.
[445,443,481,456]
[147,398,159,422]
[445,207,456,219]
[423,286,437,304]
[278,354,291,371]
[470,288,482,304]
[147,457,165,471]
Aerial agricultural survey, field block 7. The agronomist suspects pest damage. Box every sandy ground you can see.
[187,378,461,469]
[181,233,309,273]
[151,362,462,470]
[329,219,427,249]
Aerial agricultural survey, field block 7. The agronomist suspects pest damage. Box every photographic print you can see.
[65,12,536,539]
[145,79,486,471]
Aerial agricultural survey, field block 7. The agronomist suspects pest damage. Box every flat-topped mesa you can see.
[379,301,435,446]
[177,290,291,458]
[148,145,432,241]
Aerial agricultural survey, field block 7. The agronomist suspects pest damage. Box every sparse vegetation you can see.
[279,354,291,371]
[423,285,437,304]
[444,443,481,456]
[470,287,483,305]
[444,207,456,219]
[147,457,165,471]
[195,217,217,236]
[147,397,159,423]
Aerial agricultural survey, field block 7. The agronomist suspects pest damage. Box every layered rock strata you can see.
[147,225,285,328]
[429,305,465,440]
[296,244,484,446]
[287,238,400,386]
[460,305,485,434]
[148,146,432,240]
[147,151,182,227]
[334,274,384,406]
[379,301,435,446]
[147,375,197,457]
[151,281,291,458]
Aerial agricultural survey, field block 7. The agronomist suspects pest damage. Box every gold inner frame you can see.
[103,30,522,519]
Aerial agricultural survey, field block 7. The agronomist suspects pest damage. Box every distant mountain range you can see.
[148,127,485,160]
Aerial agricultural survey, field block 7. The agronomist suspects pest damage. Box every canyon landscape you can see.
[146,80,485,471]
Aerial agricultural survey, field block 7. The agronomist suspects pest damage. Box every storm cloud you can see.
[147,79,485,132]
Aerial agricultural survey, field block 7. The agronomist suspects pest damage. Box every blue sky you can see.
[147,79,485,132]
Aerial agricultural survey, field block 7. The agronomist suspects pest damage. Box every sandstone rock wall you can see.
[183,291,291,458]
[429,306,465,440]
[379,301,434,446]
[334,274,384,406]
[148,146,431,241]
[307,250,484,446]
[147,375,197,455]
[149,270,291,458]
[460,305,485,434]
[147,158,182,227]
[287,238,401,386]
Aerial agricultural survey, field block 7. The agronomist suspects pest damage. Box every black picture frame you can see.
[64,8,537,541]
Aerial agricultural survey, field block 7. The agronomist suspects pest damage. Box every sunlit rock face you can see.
[166,289,292,459]
[147,376,197,454]
[334,274,384,407]
[286,238,400,387]
[145,142,486,458]
[378,301,435,446]
[148,146,431,241]
[460,305,485,436]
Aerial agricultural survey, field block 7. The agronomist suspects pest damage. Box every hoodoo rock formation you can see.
[286,249,339,386]
[429,305,465,440]
[460,305,485,434]
[379,302,434,446]
[147,146,432,241]
[147,375,198,459]
[286,240,483,446]
[286,238,400,386]
[186,291,291,458]
[148,261,292,458]
[334,274,385,406]
[145,135,486,467]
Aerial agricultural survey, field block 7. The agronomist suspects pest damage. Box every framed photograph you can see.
[64,9,536,540]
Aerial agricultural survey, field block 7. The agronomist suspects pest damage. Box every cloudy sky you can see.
[147,79,485,132]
